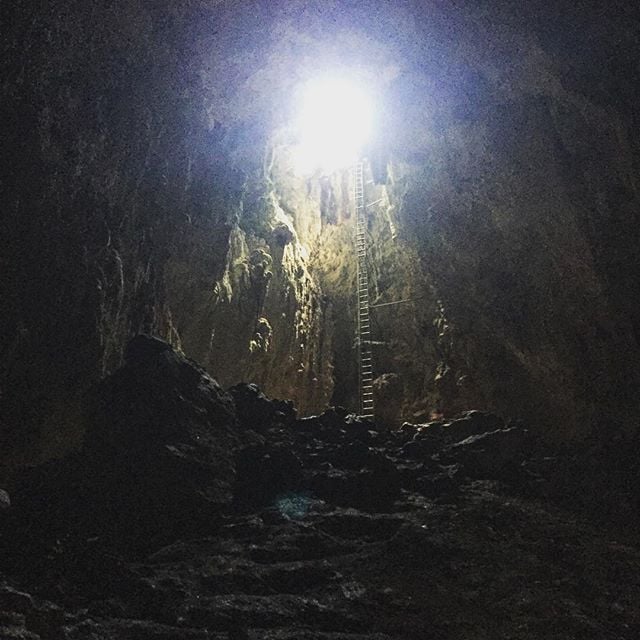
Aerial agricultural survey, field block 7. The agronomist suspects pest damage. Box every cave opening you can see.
[291,76,374,176]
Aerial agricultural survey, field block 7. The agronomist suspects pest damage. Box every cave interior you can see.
[2,2,640,638]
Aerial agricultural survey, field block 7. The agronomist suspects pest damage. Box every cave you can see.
[2,2,640,638]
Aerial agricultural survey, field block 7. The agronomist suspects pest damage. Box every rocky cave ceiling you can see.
[2,0,640,467]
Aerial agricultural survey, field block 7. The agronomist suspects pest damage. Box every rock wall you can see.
[0,1,335,468]
[2,0,640,470]
[261,1,640,438]
[373,2,640,436]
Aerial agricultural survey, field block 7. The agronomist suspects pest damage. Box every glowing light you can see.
[292,77,373,175]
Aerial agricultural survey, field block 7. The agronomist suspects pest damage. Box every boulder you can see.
[442,411,506,444]
[81,335,239,539]
[400,436,441,460]
[228,383,277,432]
[447,426,530,479]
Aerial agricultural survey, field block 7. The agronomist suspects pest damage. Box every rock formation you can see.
[1,337,639,638]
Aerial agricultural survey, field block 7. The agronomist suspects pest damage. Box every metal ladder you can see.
[354,162,374,419]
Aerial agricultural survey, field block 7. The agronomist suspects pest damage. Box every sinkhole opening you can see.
[291,76,374,176]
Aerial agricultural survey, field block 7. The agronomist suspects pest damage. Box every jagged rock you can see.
[441,411,506,444]
[447,426,530,478]
[229,384,296,435]
[3,340,640,639]
[228,383,277,432]
[400,435,442,460]
[0,489,10,510]
[80,335,239,539]
[271,222,295,246]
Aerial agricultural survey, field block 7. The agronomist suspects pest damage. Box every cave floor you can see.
[3,457,639,639]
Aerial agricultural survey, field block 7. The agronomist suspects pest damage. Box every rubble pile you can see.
[1,337,639,639]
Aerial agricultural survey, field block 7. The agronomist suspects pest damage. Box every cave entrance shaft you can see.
[355,162,374,418]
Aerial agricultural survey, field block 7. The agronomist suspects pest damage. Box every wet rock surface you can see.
[2,339,640,639]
